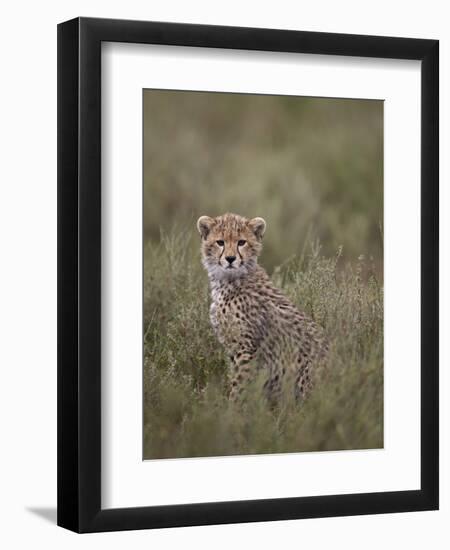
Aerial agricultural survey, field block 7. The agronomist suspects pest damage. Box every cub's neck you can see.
[207,263,269,292]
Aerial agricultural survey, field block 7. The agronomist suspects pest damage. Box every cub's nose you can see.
[225,256,236,265]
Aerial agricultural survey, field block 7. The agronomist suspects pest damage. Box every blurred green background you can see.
[143,90,384,459]
[143,90,383,272]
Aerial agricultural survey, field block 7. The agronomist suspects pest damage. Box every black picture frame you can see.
[57,16,439,533]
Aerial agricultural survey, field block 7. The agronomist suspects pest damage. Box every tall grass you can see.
[143,231,383,459]
[143,91,383,459]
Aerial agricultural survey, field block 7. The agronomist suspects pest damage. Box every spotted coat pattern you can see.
[197,213,328,402]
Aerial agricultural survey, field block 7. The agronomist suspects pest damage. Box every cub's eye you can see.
[238,240,246,247]
[216,240,224,246]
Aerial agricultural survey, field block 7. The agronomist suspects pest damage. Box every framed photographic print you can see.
[57,17,439,532]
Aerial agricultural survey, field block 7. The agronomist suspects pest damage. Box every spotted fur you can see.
[197,212,328,403]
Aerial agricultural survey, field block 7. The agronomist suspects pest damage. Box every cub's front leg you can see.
[228,347,258,402]
[211,299,260,401]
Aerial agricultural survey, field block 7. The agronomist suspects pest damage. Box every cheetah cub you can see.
[197,212,328,403]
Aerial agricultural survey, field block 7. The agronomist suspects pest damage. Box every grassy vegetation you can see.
[143,232,383,459]
[143,91,383,459]
[144,91,383,272]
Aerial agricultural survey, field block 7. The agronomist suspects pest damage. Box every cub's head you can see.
[196,212,266,280]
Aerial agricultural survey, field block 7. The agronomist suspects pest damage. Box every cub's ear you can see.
[197,216,214,239]
[248,217,266,240]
